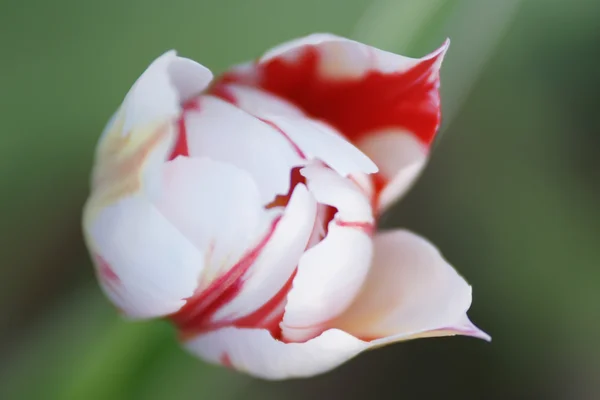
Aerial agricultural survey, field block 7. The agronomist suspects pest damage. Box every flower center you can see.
[169,167,326,340]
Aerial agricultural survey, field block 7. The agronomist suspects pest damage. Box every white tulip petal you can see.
[184,327,369,380]
[335,230,490,342]
[264,116,377,176]
[216,84,377,176]
[223,83,305,118]
[90,51,213,206]
[88,195,205,319]
[281,165,374,342]
[211,184,317,322]
[156,157,273,287]
[85,53,214,319]
[301,165,374,223]
[357,129,428,212]
[184,96,304,204]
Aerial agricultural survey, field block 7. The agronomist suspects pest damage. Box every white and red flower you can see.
[83,33,489,380]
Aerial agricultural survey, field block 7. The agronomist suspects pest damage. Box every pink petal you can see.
[281,165,374,342]
[334,230,490,342]
[184,327,369,380]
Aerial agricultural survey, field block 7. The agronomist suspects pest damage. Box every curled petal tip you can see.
[473,328,492,343]
[161,49,178,57]
[458,318,491,342]
[425,38,450,67]
[438,38,451,52]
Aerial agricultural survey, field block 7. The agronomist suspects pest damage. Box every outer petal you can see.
[183,95,304,204]
[87,51,212,215]
[87,195,205,318]
[219,33,447,147]
[184,327,369,380]
[183,231,487,380]
[83,52,215,318]
[281,165,374,342]
[334,230,490,342]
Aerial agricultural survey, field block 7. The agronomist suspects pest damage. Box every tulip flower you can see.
[83,33,490,380]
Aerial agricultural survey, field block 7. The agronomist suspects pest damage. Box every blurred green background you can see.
[2,0,599,399]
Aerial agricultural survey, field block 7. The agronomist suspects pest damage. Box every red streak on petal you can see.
[259,118,306,159]
[370,173,388,213]
[266,167,306,209]
[94,254,120,284]
[171,216,282,337]
[220,352,234,369]
[306,203,332,249]
[236,47,442,147]
[169,117,189,160]
[230,269,297,340]
[210,83,239,105]
[210,83,307,160]
[93,254,126,314]
[233,270,296,338]
[168,98,202,160]
[335,220,375,235]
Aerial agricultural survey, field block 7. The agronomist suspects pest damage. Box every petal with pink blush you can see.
[184,95,304,204]
[334,230,490,342]
[357,129,428,212]
[184,327,369,380]
[210,184,316,323]
[281,165,374,342]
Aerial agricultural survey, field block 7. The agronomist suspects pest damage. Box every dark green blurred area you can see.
[1,0,599,399]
